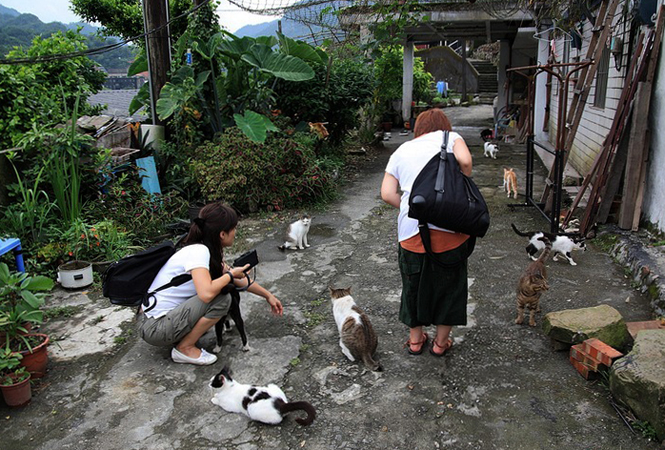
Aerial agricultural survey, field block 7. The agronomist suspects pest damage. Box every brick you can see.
[626,320,665,340]
[570,344,602,371]
[570,355,598,380]
[581,338,623,367]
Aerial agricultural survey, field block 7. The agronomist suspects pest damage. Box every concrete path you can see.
[3,104,659,450]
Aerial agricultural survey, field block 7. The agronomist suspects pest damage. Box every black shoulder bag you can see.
[408,131,490,262]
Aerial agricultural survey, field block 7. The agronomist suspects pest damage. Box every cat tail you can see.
[362,354,383,372]
[536,236,552,263]
[361,320,382,372]
[277,400,317,426]
[511,223,530,237]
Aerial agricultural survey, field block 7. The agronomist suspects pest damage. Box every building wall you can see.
[643,0,665,230]
[547,10,629,176]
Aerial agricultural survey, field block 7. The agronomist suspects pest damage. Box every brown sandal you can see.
[404,332,429,355]
[429,338,453,357]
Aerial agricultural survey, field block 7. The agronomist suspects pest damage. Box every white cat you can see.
[210,366,316,426]
[278,215,311,250]
[484,142,498,159]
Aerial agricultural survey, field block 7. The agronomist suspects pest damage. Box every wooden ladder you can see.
[539,0,620,208]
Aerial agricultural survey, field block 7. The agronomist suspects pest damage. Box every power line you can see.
[0,0,213,66]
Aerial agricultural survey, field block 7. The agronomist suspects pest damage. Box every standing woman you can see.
[380,108,472,357]
[138,202,283,365]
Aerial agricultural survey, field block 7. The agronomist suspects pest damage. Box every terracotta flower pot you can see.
[19,333,50,379]
[0,373,31,408]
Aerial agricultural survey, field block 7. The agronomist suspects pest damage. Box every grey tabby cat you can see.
[516,236,551,327]
[329,286,382,371]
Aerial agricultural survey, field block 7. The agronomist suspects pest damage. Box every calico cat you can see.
[213,289,250,353]
[511,223,586,266]
[503,168,518,199]
[329,286,382,372]
[278,215,311,250]
[516,236,551,327]
[210,366,316,426]
[484,142,498,159]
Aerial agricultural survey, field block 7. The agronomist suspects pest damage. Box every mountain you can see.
[0,4,19,17]
[0,9,136,72]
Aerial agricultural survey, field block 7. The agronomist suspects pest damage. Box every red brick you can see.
[581,338,623,367]
[626,320,665,340]
[570,344,602,371]
[569,356,598,380]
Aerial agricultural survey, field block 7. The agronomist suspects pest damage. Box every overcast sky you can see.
[0,0,278,33]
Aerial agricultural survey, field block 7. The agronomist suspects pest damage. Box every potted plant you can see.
[0,263,53,378]
[0,346,31,407]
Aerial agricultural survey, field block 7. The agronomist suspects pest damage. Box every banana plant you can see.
[156,30,319,143]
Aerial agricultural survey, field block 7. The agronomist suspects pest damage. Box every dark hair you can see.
[413,108,452,138]
[183,202,239,279]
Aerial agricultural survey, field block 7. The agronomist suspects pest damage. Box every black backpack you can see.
[102,241,192,312]
[408,131,490,259]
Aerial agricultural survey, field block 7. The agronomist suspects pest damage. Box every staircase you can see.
[470,59,498,100]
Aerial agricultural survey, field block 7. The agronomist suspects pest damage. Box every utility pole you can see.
[142,0,171,126]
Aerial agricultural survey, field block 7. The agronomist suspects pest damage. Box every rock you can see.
[542,305,630,350]
[610,330,665,441]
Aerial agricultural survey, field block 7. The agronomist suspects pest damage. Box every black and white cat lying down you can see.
[210,366,316,426]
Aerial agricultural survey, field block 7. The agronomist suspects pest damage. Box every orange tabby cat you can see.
[503,168,518,199]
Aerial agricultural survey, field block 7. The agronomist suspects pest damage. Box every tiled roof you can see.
[87,89,146,121]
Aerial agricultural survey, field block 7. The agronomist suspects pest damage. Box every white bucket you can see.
[57,261,93,289]
[139,124,165,151]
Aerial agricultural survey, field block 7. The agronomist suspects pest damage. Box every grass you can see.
[43,305,83,319]
[289,357,301,367]
[113,328,133,345]
[593,233,619,253]
[304,312,326,328]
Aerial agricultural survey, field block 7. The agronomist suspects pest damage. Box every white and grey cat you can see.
[278,215,311,250]
[210,366,316,426]
[484,141,499,159]
[329,286,382,372]
[511,223,586,266]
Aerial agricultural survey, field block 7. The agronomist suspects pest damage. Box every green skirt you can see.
[398,242,468,328]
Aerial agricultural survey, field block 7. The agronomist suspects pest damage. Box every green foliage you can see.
[159,30,318,144]
[0,263,53,350]
[57,218,134,263]
[0,346,23,376]
[273,57,375,146]
[3,164,56,243]
[70,0,192,43]
[0,29,104,152]
[360,0,429,59]
[632,420,658,440]
[0,366,29,385]
[234,110,279,143]
[85,172,188,247]
[374,46,433,107]
[155,141,201,202]
[192,127,335,213]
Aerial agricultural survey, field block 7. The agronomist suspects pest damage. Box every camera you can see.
[233,249,259,270]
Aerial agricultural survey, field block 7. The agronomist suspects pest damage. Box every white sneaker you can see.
[171,347,217,366]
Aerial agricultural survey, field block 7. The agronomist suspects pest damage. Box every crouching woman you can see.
[138,202,283,365]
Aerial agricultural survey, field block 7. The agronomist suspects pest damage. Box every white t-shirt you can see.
[385,130,464,242]
[143,244,211,319]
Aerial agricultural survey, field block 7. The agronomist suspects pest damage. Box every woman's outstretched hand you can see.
[267,294,283,316]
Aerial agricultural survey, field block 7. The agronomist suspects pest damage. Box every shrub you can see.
[273,58,374,147]
[192,127,334,213]
[86,172,188,246]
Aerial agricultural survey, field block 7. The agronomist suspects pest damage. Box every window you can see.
[593,46,610,108]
